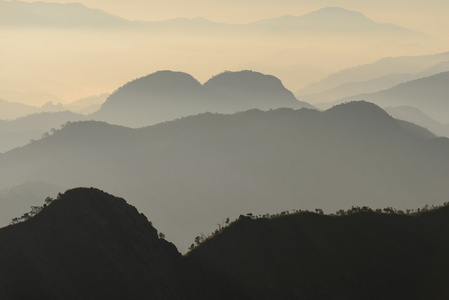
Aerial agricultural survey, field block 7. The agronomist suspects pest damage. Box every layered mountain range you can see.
[1,101,448,251]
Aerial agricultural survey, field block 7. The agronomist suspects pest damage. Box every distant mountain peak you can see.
[301,6,374,23]
[94,70,312,127]
[327,100,394,119]
[325,101,402,134]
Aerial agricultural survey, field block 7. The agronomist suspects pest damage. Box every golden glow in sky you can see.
[1,0,448,105]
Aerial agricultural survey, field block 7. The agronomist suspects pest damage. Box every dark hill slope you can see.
[2,102,449,251]
[0,188,245,300]
[93,70,310,127]
[188,206,449,300]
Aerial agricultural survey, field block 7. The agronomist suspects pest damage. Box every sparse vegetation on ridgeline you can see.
[9,193,62,225]
[188,202,449,251]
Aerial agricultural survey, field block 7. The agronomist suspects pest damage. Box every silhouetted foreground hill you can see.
[2,188,448,299]
[188,206,449,300]
[92,70,312,127]
[0,188,245,300]
[2,101,449,251]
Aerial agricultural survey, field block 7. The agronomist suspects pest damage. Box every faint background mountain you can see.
[0,0,137,28]
[0,98,38,120]
[249,7,429,37]
[1,102,448,251]
[92,70,312,127]
[64,93,108,114]
[297,60,449,105]
[296,52,449,98]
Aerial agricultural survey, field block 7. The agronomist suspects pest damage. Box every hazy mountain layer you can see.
[298,60,449,105]
[93,70,312,127]
[1,101,449,251]
[333,71,449,123]
[0,1,135,28]
[0,111,87,153]
[0,98,37,120]
[297,52,449,96]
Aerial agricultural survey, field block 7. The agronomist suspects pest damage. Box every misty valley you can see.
[1,1,449,299]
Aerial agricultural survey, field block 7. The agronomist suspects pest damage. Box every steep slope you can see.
[93,70,310,127]
[0,188,245,300]
[2,102,449,251]
[187,205,449,300]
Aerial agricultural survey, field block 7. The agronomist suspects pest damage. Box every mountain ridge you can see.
[187,202,449,299]
[92,70,312,127]
[2,101,449,251]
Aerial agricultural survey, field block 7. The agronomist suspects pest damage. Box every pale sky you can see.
[14,0,449,37]
[2,0,449,105]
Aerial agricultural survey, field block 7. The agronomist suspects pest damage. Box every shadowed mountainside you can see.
[92,70,312,127]
[1,101,449,251]
[0,111,87,153]
[188,204,449,300]
[0,188,245,300]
